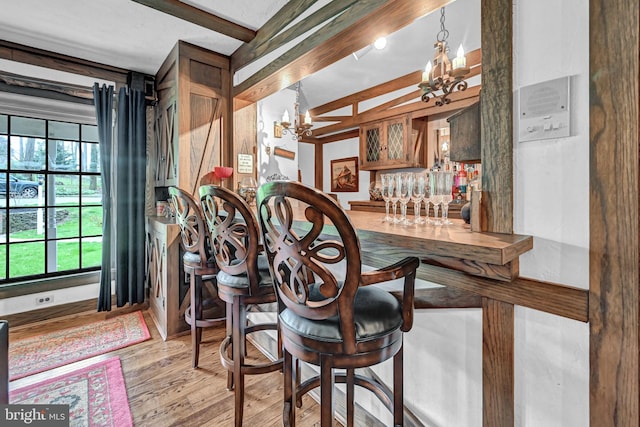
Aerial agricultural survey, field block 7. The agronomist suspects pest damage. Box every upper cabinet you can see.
[152,41,230,193]
[447,100,481,163]
[359,114,427,171]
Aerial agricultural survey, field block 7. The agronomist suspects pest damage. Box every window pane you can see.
[48,121,79,140]
[81,237,102,268]
[55,239,80,271]
[48,175,79,205]
[9,241,45,277]
[49,140,79,171]
[0,245,5,280]
[10,136,46,170]
[2,173,42,205]
[81,206,103,236]
[10,117,45,138]
[81,142,100,173]
[81,124,99,142]
[81,176,102,205]
[50,207,79,239]
[0,115,7,134]
[0,135,8,170]
[9,207,45,241]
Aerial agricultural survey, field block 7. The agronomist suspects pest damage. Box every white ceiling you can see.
[0,0,480,110]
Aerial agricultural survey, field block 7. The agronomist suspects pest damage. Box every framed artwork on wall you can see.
[330,157,359,192]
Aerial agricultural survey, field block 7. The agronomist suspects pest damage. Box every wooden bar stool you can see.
[169,186,225,368]
[199,184,282,427]
[256,181,419,427]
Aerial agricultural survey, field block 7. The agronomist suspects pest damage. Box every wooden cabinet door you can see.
[359,115,411,170]
[360,122,383,169]
[153,96,177,186]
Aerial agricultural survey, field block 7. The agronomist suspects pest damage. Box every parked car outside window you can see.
[0,175,40,198]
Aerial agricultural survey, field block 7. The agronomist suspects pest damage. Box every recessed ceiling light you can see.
[374,37,387,50]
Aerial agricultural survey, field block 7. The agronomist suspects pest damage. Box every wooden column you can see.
[482,298,514,426]
[314,143,323,190]
[589,0,639,425]
[480,0,514,425]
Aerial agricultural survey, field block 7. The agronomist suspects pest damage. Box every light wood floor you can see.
[8,309,328,427]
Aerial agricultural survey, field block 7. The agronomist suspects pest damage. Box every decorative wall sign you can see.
[330,157,359,192]
[273,147,295,160]
[237,153,253,174]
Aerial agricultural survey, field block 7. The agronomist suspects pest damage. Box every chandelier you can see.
[419,7,470,106]
[280,82,312,140]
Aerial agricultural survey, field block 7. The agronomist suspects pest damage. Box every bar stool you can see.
[199,184,282,427]
[256,181,419,427]
[168,186,225,368]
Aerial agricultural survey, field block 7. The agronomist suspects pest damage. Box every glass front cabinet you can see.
[359,114,427,170]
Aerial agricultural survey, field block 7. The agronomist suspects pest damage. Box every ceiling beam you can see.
[312,85,481,137]
[131,0,256,42]
[233,0,452,104]
[232,0,357,72]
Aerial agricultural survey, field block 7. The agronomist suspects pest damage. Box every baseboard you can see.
[2,296,148,327]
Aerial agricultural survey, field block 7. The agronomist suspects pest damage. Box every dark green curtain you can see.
[93,84,114,312]
[114,86,147,308]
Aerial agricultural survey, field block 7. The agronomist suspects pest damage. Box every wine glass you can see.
[440,171,454,225]
[397,172,412,225]
[429,172,443,225]
[380,173,393,222]
[388,174,400,223]
[411,173,426,224]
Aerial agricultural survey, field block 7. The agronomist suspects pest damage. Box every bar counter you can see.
[314,209,533,282]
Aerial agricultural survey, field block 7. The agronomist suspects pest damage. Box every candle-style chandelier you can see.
[280,82,312,140]
[419,7,470,106]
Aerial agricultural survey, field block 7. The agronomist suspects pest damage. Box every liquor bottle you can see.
[457,163,467,200]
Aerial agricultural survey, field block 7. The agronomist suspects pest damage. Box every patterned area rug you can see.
[9,356,133,427]
[9,311,150,380]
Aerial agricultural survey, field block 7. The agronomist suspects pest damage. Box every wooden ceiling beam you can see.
[131,0,256,42]
[312,85,481,137]
[232,0,357,71]
[310,70,423,116]
[233,0,451,104]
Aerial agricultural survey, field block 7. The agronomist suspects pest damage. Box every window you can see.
[0,114,102,283]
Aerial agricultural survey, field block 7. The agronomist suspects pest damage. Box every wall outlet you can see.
[35,294,54,305]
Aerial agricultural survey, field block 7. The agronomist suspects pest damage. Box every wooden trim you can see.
[391,286,482,309]
[1,297,148,328]
[232,0,356,71]
[131,0,256,42]
[233,0,450,103]
[482,298,514,427]
[0,40,128,85]
[362,251,588,323]
[314,143,323,190]
[589,0,639,425]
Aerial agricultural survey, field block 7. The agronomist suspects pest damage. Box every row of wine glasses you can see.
[380,171,454,225]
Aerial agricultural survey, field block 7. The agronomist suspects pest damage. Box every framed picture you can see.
[330,157,359,192]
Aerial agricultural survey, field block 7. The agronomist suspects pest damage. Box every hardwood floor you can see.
[8,309,329,427]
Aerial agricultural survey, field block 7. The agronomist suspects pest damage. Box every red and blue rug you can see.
[9,311,150,380]
[9,356,133,427]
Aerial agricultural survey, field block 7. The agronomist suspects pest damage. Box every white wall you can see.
[256,88,299,183]
[323,138,370,209]
[513,0,589,425]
